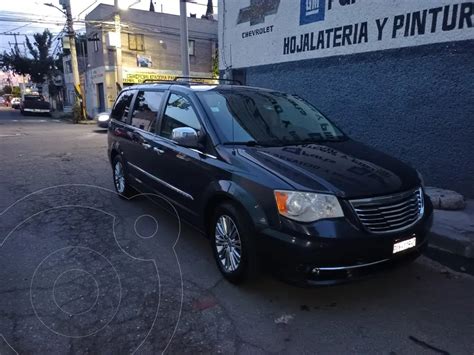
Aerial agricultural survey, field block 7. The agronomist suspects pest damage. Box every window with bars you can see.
[128,34,145,51]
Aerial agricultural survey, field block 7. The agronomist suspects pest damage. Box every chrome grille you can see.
[350,188,424,234]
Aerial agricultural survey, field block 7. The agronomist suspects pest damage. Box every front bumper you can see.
[97,120,110,128]
[257,199,433,285]
[23,108,50,113]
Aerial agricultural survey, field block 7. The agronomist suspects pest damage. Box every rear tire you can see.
[112,155,134,198]
[210,203,259,284]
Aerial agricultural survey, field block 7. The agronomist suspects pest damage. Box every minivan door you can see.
[122,90,168,193]
[145,92,210,221]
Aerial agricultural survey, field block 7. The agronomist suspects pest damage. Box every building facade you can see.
[219,0,474,197]
[84,4,218,116]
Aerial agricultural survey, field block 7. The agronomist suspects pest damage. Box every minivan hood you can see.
[239,140,420,199]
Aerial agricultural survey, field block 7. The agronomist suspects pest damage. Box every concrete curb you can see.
[428,231,474,259]
[51,113,96,125]
[427,200,474,259]
[77,120,97,125]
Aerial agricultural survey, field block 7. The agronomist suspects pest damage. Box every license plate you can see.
[393,237,416,254]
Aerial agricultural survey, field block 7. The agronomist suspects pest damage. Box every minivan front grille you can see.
[349,188,424,234]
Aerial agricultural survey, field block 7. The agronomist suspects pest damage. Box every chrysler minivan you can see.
[107,79,433,285]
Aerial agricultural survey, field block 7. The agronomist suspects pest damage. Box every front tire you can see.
[210,203,258,284]
[112,155,134,198]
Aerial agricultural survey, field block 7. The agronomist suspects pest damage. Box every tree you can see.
[2,85,12,95]
[212,48,219,78]
[0,29,55,84]
[12,86,21,97]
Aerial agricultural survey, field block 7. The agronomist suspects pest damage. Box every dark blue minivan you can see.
[107,80,433,285]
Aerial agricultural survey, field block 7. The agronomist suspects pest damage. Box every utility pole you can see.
[60,0,83,120]
[6,33,27,99]
[5,32,20,53]
[206,0,214,19]
[179,0,190,77]
[114,0,123,91]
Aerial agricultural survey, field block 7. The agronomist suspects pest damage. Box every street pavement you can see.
[0,107,473,354]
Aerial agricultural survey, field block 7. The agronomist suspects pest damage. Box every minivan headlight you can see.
[274,190,344,222]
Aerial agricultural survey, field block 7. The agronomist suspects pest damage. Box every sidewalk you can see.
[51,111,96,125]
[429,200,474,259]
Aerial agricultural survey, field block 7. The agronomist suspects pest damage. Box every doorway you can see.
[97,83,105,112]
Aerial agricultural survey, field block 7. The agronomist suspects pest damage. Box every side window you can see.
[110,91,134,122]
[160,94,201,139]
[130,90,164,131]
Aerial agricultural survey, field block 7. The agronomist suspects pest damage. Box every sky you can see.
[0,0,217,54]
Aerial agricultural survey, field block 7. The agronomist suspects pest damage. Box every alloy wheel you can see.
[114,161,125,194]
[215,215,242,272]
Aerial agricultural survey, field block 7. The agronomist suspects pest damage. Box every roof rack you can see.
[174,76,242,85]
[141,77,242,85]
[142,79,178,84]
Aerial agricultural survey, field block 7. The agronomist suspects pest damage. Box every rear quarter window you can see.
[110,91,135,122]
[130,90,165,131]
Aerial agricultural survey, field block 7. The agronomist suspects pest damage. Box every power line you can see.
[0,23,32,34]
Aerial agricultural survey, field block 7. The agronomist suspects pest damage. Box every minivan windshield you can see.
[197,89,345,146]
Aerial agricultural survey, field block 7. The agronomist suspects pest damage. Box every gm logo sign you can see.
[300,0,325,25]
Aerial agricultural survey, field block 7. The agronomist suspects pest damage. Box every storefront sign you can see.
[219,0,473,69]
[122,70,214,84]
[123,71,178,84]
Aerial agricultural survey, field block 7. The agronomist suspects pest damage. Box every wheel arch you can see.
[203,182,270,236]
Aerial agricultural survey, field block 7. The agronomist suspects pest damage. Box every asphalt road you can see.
[0,107,473,354]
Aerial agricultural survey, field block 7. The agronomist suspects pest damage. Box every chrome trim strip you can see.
[350,188,419,206]
[354,197,418,212]
[356,203,419,217]
[190,148,217,159]
[127,162,194,200]
[315,259,390,271]
[349,188,424,235]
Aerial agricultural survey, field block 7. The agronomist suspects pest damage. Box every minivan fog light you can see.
[274,190,344,222]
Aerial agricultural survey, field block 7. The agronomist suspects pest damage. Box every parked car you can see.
[20,95,51,116]
[107,80,433,285]
[95,111,111,128]
[11,97,21,109]
[0,97,5,106]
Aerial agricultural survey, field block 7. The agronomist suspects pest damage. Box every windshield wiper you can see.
[222,141,261,146]
[222,141,281,147]
[279,137,347,145]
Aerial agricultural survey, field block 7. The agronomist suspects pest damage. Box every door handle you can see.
[153,147,165,154]
[142,143,152,150]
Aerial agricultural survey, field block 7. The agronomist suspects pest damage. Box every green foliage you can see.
[12,86,21,97]
[2,85,12,95]
[0,29,55,83]
[72,101,82,124]
[212,48,219,78]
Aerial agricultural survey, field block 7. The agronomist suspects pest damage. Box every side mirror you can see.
[171,127,200,148]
